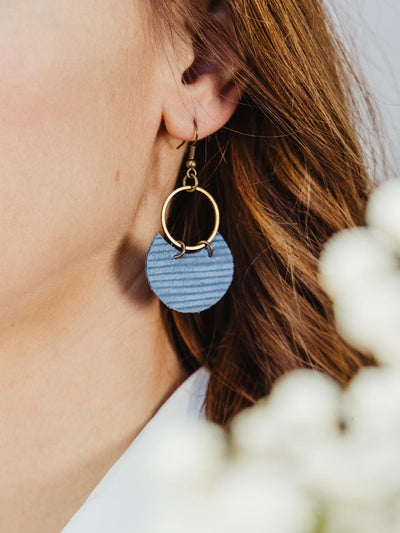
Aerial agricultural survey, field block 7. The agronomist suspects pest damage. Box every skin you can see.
[0,1,239,532]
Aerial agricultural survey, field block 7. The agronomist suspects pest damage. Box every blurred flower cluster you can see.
[148,179,400,533]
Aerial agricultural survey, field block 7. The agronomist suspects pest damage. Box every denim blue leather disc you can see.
[145,232,234,313]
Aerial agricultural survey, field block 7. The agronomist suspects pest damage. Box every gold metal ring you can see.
[161,186,220,252]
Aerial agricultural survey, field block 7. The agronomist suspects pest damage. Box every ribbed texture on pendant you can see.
[145,232,234,313]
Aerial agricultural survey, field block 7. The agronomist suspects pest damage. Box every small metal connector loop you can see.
[197,240,214,257]
[183,169,198,190]
[174,241,186,259]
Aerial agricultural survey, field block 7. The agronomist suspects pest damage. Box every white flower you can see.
[325,500,400,533]
[342,367,400,440]
[319,226,397,302]
[230,369,342,459]
[366,178,400,248]
[200,460,317,533]
[333,272,400,363]
[291,368,400,507]
[298,432,400,506]
[228,397,277,456]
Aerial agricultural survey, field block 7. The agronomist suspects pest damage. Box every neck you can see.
[0,236,185,469]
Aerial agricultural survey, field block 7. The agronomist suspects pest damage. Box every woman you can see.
[0,1,387,532]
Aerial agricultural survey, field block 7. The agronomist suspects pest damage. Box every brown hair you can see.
[151,0,388,427]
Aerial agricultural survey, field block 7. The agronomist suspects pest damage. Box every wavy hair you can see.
[151,0,388,427]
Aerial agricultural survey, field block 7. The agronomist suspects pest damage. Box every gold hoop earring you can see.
[145,120,234,313]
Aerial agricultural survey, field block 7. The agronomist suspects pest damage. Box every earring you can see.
[145,120,234,313]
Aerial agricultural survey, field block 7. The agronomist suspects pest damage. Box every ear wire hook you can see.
[192,119,199,145]
[176,119,199,149]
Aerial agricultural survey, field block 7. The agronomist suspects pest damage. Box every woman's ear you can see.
[160,0,241,142]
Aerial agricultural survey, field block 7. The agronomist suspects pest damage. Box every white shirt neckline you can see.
[61,365,211,532]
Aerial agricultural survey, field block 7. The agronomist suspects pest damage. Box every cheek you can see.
[0,1,77,130]
[0,2,159,305]
[0,2,150,129]
[0,37,55,128]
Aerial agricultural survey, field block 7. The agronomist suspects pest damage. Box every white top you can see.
[61,366,211,533]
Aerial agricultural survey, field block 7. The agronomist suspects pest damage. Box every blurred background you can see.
[327,0,400,177]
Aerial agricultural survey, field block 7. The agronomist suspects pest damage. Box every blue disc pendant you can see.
[145,232,234,313]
